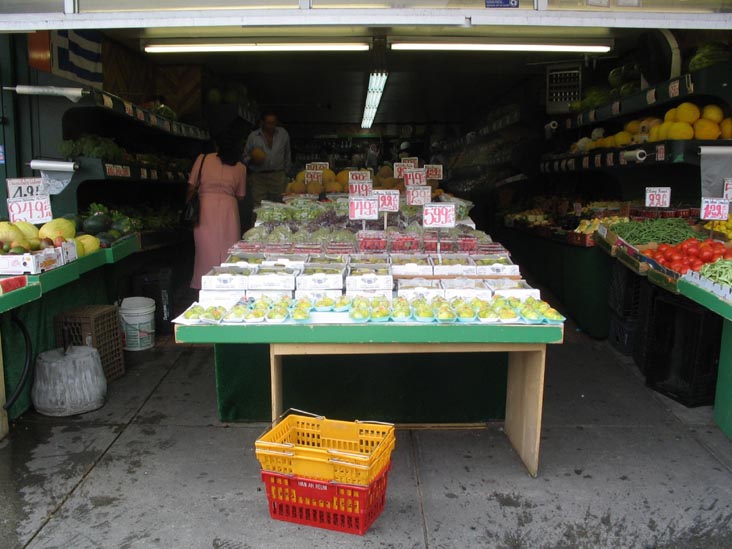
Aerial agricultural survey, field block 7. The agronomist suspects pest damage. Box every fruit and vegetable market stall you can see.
[175,321,564,477]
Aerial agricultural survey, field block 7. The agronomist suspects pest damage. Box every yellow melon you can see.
[693,118,721,140]
[295,171,306,185]
[336,170,350,185]
[377,165,393,179]
[324,180,341,193]
[702,104,724,124]
[306,180,324,194]
[657,121,675,140]
[720,118,732,139]
[322,169,336,184]
[639,117,662,134]
[675,102,701,124]
[664,108,677,122]
[614,131,632,147]
[667,121,694,140]
[291,180,306,194]
[648,125,661,143]
[624,120,642,135]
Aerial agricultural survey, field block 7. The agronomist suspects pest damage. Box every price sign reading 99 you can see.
[701,197,730,221]
[403,168,427,187]
[645,187,671,208]
[373,190,400,212]
[422,203,456,228]
[349,197,379,220]
[393,162,408,179]
[7,196,53,224]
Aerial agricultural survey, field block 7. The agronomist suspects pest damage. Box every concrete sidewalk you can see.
[2,327,732,548]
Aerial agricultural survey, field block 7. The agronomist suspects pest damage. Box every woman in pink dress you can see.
[187,129,247,289]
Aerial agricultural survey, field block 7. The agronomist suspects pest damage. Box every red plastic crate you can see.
[261,465,390,535]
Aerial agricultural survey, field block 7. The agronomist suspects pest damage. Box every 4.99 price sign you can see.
[349,197,379,220]
[422,203,456,228]
[645,187,671,208]
[701,197,730,221]
[348,181,373,196]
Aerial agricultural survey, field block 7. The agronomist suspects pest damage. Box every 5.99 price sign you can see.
[349,197,379,220]
[422,203,456,228]
[701,197,730,221]
[645,187,671,208]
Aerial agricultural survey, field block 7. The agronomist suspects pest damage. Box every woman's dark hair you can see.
[215,123,244,166]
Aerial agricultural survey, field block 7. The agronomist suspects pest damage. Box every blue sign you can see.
[486,0,518,6]
[0,145,4,164]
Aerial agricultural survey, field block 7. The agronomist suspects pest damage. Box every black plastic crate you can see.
[608,262,644,319]
[608,312,641,356]
[132,268,174,334]
[645,293,722,407]
[631,278,660,375]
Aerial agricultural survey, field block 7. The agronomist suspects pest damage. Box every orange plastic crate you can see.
[256,413,395,486]
[261,464,390,535]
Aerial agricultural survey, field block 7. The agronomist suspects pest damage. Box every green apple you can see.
[544,308,564,321]
[372,305,390,318]
[392,307,411,318]
[292,309,310,320]
[335,296,352,308]
[315,297,335,308]
[498,308,519,320]
[456,305,475,318]
[352,297,370,309]
[350,308,370,320]
[437,309,456,321]
[507,297,522,308]
[414,306,433,318]
[535,301,551,312]
[478,308,499,320]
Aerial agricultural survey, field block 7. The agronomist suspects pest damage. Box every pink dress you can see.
[189,153,246,289]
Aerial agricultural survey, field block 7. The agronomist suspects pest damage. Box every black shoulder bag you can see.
[184,153,207,225]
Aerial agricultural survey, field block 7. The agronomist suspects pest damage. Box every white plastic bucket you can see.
[119,297,156,351]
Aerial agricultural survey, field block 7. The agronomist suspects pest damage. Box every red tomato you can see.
[643,250,656,259]
[713,244,727,255]
[681,256,691,265]
[669,252,683,262]
[669,262,683,272]
[690,261,703,271]
[678,265,690,275]
[724,249,732,260]
[657,257,668,266]
[713,252,724,262]
[700,248,714,262]
[657,243,671,254]
[686,246,700,257]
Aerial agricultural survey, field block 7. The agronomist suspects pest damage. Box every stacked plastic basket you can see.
[255,410,396,535]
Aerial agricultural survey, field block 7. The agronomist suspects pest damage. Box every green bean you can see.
[700,259,732,287]
[611,218,699,245]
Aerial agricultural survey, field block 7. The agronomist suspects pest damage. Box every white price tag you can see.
[656,144,665,162]
[348,170,371,183]
[645,187,671,208]
[403,168,427,187]
[102,94,113,109]
[612,101,621,116]
[424,164,443,180]
[306,162,329,171]
[373,189,400,212]
[423,203,456,228]
[393,162,408,178]
[123,101,134,116]
[724,178,732,200]
[348,181,373,196]
[406,185,431,206]
[594,155,602,168]
[6,177,47,199]
[7,196,53,224]
[669,80,680,98]
[349,196,379,220]
[582,157,589,169]
[606,153,614,167]
[305,170,323,185]
[136,108,146,121]
[588,110,596,123]
[402,157,419,168]
[646,88,656,105]
[701,197,730,221]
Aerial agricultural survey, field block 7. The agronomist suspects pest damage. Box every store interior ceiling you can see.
[103,26,716,127]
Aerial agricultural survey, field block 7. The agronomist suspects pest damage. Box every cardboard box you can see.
[201,266,254,290]
[306,254,350,266]
[248,266,299,290]
[296,266,346,290]
[472,255,520,276]
[263,254,309,268]
[397,278,444,300]
[442,279,493,301]
[60,240,78,263]
[0,248,62,275]
[431,254,476,276]
[344,289,393,300]
[486,279,540,301]
[390,254,433,276]
[246,290,293,301]
[222,252,267,267]
[198,289,246,308]
[349,254,390,264]
[345,264,393,291]
[295,289,343,301]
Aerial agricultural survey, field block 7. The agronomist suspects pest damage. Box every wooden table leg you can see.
[504,345,546,477]
[270,345,283,422]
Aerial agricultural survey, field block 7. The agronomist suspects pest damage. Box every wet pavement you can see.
[2,327,732,548]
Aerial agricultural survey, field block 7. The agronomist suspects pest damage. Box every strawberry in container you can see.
[388,232,420,253]
[357,231,387,252]
[458,234,478,253]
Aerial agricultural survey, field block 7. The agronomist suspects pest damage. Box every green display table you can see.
[176,322,564,477]
[678,279,732,439]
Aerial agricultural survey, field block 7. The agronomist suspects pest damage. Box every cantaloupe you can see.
[377,165,393,179]
[325,180,341,193]
[336,170,350,185]
[306,180,323,194]
[291,180,306,193]
[322,169,336,184]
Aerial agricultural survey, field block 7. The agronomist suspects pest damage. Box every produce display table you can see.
[678,279,732,439]
[175,322,564,477]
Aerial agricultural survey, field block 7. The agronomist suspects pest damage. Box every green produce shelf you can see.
[104,234,141,263]
[0,283,41,314]
[678,278,732,440]
[27,261,80,293]
[75,250,107,274]
[175,322,564,345]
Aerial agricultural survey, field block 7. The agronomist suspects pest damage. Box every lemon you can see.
[624,120,642,135]
[664,108,677,122]
[657,121,675,140]
[693,118,721,140]
[614,131,633,147]
[721,118,732,139]
[667,121,694,140]
[648,125,661,142]
[605,135,617,148]
[675,102,701,124]
[702,104,725,124]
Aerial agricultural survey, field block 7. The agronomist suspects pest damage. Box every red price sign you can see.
[348,170,371,183]
[612,101,621,116]
[306,162,329,171]
[123,101,134,116]
[393,162,408,178]
[646,88,656,105]
[594,155,602,168]
[6,177,47,199]
[349,181,373,196]
[305,170,323,185]
[656,144,665,162]
[645,187,671,208]
[403,168,427,187]
[406,185,431,206]
[7,196,53,223]
[423,203,456,228]
[701,197,730,221]
[374,189,400,212]
[669,80,680,98]
[724,178,732,200]
[424,164,443,180]
[349,197,379,220]
[606,153,614,167]
[402,157,419,168]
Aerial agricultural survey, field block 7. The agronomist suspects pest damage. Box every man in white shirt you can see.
[244,112,292,206]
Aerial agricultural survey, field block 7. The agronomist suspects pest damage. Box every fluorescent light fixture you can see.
[391,42,611,53]
[361,72,388,129]
[145,42,370,53]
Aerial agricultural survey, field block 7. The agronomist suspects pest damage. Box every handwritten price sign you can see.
[424,164,443,180]
[306,162,329,171]
[406,185,431,206]
[305,170,323,185]
[645,187,671,208]
[423,203,456,228]
[402,157,419,168]
[348,170,371,183]
[724,178,732,200]
[373,189,399,212]
[393,162,408,179]
[349,181,373,196]
[7,196,53,223]
[403,168,427,187]
[349,197,379,220]
[701,197,730,221]
[6,177,47,199]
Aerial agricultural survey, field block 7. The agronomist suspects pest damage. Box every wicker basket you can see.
[54,305,125,381]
